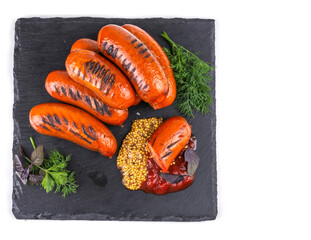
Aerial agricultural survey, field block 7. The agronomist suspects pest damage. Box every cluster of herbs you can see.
[14,137,78,197]
[161,31,214,118]
[160,136,200,184]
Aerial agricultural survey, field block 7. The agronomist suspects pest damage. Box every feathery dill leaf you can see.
[161,31,213,118]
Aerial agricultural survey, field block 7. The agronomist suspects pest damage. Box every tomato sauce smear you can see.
[140,135,196,195]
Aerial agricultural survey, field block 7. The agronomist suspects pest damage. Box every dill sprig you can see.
[161,31,214,118]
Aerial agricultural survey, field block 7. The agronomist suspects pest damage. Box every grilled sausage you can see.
[97,24,169,105]
[132,92,141,106]
[122,24,176,109]
[29,103,117,157]
[71,38,101,54]
[45,70,128,126]
[147,116,191,173]
[66,50,135,109]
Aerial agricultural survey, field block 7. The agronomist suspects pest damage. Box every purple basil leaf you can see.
[21,165,31,180]
[14,155,24,173]
[19,146,27,158]
[184,148,200,176]
[29,174,44,185]
[15,171,28,185]
[30,145,44,166]
[159,172,184,184]
[189,134,197,150]
[14,155,30,185]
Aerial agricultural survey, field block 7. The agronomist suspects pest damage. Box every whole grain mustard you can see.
[117,117,163,190]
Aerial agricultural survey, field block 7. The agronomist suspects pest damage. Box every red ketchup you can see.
[140,135,196,195]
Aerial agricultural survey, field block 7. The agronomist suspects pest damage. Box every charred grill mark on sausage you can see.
[139,48,148,54]
[47,114,54,124]
[166,139,181,149]
[93,98,101,113]
[131,39,137,44]
[102,42,108,51]
[93,62,101,75]
[69,129,92,144]
[105,75,115,96]
[84,95,92,108]
[144,53,151,59]
[89,61,96,71]
[135,43,143,49]
[62,117,68,125]
[81,124,97,141]
[98,66,107,78]
[102,104,111,117]
[106,44,114,55]
[124,62,132,71]
[151,136,157,146]
[72,121,78,129]
[76,90,82,100]
[112,48,118,58]
[54,85,60,95]
[88,126,97,140]
[161,151,173,160]
[68,88,77,101]
[40,124,50,131]
[103,69,111,84]
[53,114,61,125]
[84,61,90,70]
[61,86,67,96]
[41,116,62,132]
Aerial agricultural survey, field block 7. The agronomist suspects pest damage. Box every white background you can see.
[1,0,311,239]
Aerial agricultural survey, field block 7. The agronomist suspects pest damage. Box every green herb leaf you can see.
[61,172,79,198]
[49,171,68,185]
[48,162,67,172]
[41,172,55,193]
[161,31,214,118]
[41,150,78,197]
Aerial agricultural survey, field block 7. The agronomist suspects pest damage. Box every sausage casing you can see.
[147,116,191,172]
[29,103,117,157]
[45,70,128,125]
[71,38,101,54]
[97,24,168,105]
[122,24,176,109]
[65,49,135,109]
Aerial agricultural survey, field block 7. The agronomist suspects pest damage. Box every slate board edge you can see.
[12,17,217,222]
[15,16,215,23]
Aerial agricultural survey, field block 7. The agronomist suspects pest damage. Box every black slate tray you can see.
[12,17,217,221]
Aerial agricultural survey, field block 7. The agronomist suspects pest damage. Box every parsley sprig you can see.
[161,31,214,118]
[15,137,78,197]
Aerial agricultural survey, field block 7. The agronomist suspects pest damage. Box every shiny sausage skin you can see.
[97,24,169,105]
[29,103,117,157]
[45,70,128,126]
[66,50,135,109]
[71,38,101,54]
[133,92,142,106]
[147,116,191,173]
[122,24,176,109]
